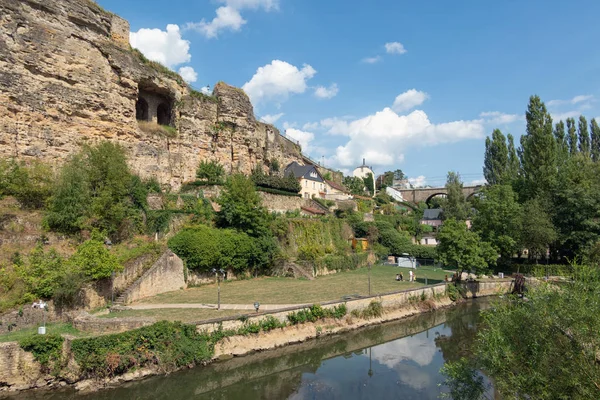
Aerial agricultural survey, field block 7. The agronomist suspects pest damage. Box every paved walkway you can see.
[127,303,309,311]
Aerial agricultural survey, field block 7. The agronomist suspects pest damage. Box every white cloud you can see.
[314,83,339,99]
[187,0,277,38]
[178,66,198,83]
[550,111,581,121]
[468,178,487,186]
[392,89,429,112]
[326,108,485,169]
[282,121,297,130]
[242,60,317,106]
[186,6,246,38]
[362,56,382,64]
[409,175,427,188]
[479,111,520,124]
[302,121,320,131]
[385,41,407,55]
[260,113,284,124]
[548,94,595,107]
[285,128,314,152]
[218,0,279,11]
[130,24,191,68]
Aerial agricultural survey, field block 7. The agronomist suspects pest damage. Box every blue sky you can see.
[99,0,600,187]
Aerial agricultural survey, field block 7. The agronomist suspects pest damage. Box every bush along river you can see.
[10,298,494,400]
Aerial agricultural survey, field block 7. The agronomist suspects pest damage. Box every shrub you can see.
[196,160,224,185]
[71,321,213,378]
[251,167,301,194]
[259,315,285,331]
[168,225,271,273]
[69,238,122,280]
[16,244,66,299]
[256,187,301,197]
[0,158,53,209]
[286,303,347,325]
[361,301,383,319]
[19,334,64,373]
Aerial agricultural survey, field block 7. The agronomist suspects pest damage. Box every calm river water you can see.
[14,299,492,400]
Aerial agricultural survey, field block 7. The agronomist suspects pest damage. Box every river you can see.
[13,299,493,400]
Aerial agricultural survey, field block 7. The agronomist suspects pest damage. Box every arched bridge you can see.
[397,185,482,205]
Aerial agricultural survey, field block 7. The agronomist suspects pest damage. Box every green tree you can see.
[196,160,225,185]
[521,198,557,261]
[519,95,556,199]
[436,218,496,276]
[567,117,578,155]
[472,184,522,263]
[506,133,520,180]
[443,265,600,399]
[216,174,269,237]
[552,154,600,259]
[554,120,569,165]
[483,129,509,185]
[16,244,65,299]
[44,155,91,234]
[442,171,470,221]
[590,118,600,162]
[362,173,375,195]
[578,115,590,155]
[343,176,365,195]
[45,143,147,241]
[0,159,53,209]
[69,238,121,280]
[394,169,406,180]
[377,171,395,189]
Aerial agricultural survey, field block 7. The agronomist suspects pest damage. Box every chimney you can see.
[362,158,365,166]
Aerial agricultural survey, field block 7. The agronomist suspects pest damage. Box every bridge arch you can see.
[425,193,447,208]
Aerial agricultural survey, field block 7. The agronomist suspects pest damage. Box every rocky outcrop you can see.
[0,0,302,188]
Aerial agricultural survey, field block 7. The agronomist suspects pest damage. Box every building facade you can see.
[352,158,376,196]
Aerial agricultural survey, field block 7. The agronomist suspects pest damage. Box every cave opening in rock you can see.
[136,97,149,121]
[157,103,171,126]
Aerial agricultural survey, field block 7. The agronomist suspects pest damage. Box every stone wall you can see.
[0,342,46,391]
[259,192,307,213]
[0,301,70,335]
[113,252,161,294]
[187,268,244,286]
[194,279,513,333]
[72,312,154,334]
[120,250,185,305]
[0,0,303,188]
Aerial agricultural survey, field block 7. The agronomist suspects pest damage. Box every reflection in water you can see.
[12,299,491,400]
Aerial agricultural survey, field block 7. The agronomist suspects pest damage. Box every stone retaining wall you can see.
[120,250,185,305]
[73,313,155,334]
[194,280,513,334]
[0,342,46,391]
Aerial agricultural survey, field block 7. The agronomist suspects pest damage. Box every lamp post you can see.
[368,262,372,296]
[212,268,225,310]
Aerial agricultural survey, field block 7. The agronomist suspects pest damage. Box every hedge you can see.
[256,187,301,197]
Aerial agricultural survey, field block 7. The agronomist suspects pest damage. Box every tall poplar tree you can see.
[578,115,590,155]
[567,117,578,155]
[590,118,600,162]
[553,120,568,164]
[507,134,520,179]
[483,129,509,185]
[519,96,556,199]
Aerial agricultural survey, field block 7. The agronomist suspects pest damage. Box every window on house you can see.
[304,192,309,198]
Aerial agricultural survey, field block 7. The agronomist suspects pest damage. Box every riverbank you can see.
[0,280,512,396]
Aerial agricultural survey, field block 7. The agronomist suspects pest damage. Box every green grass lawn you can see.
[97,308,242,323]
[0,322,88,343]
[139,265,453,306]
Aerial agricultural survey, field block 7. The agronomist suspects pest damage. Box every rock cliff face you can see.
[0,0,302,187]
